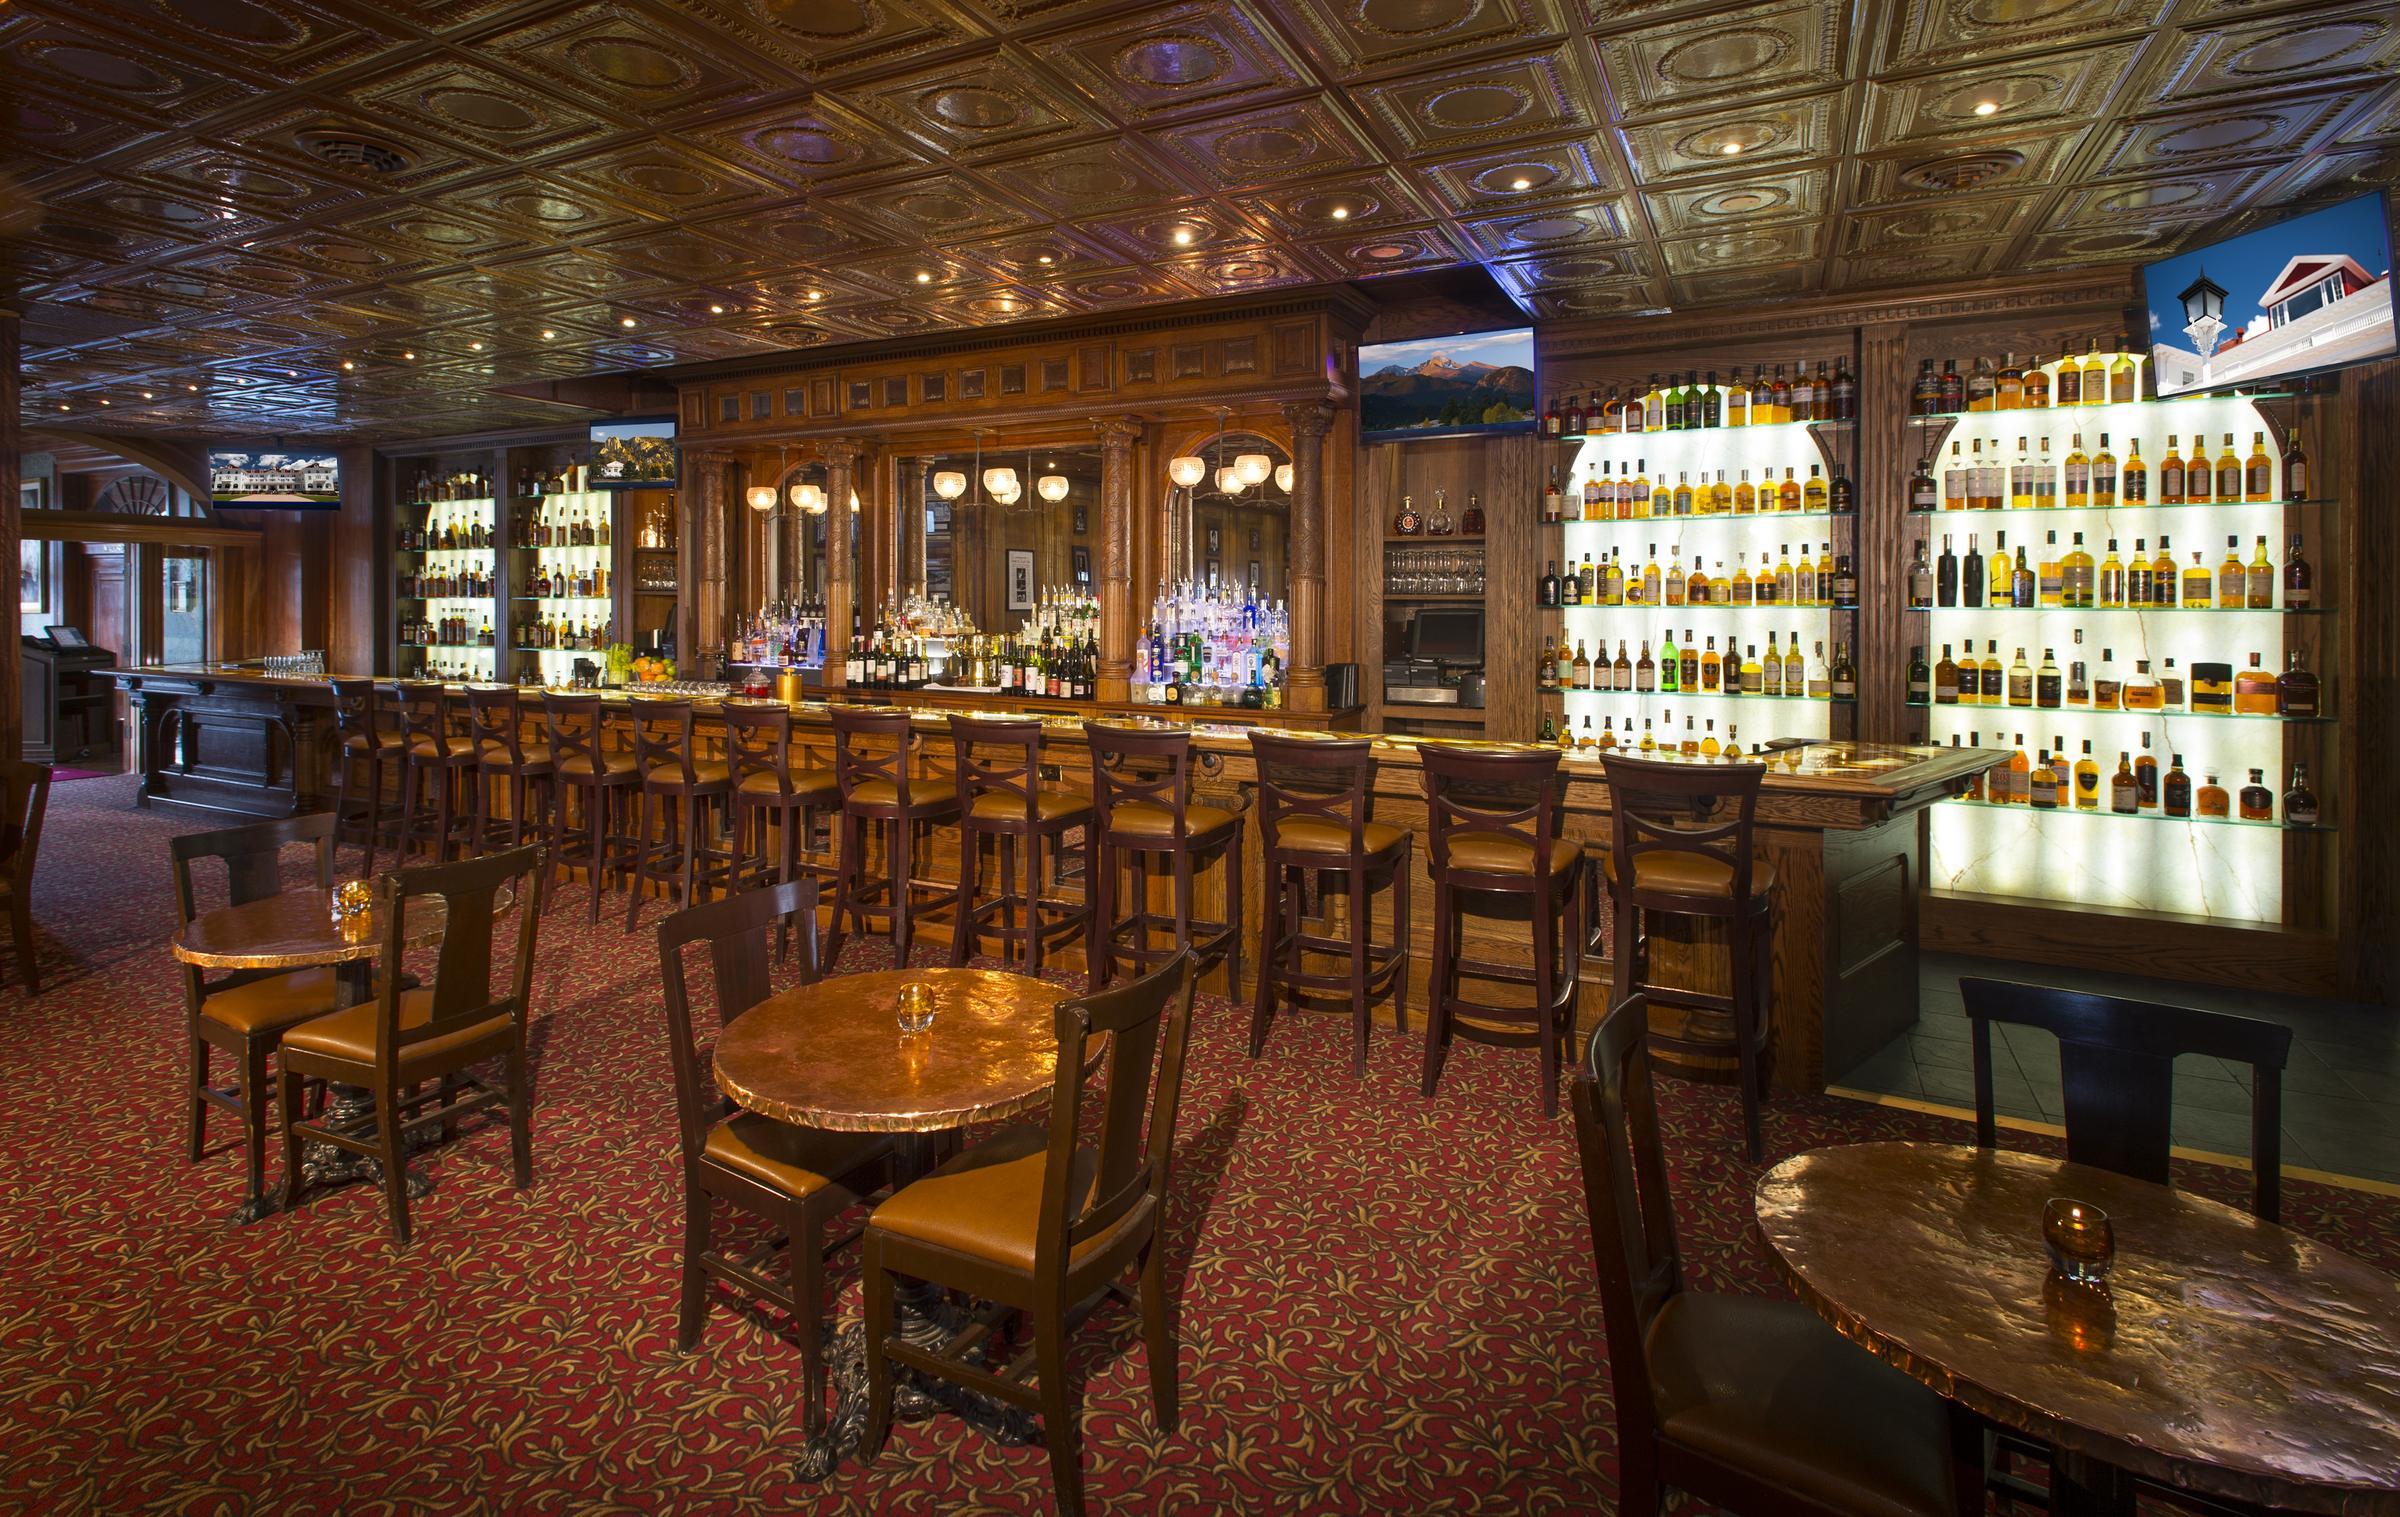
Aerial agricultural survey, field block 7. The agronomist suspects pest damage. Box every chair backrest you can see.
[1960,977,2292,1222]
[465,686,529,765]
[1250,733,1374,855]
[539,691,609,775]
[169,810,337,927]
[1417,744,1566,879]
[830,706,921,806]
[1084,722,1196,843]
[1039,949,1197,1279]
[951,715,1043,825]
[383,680,453,756]
[627,697,701,785]
[371,843,546,1064]
[328,678,381,744]
[0,760,52,894]
[722,701,795,797]
[1569,994,1682,1446]
[1598,751,1764,909]
[656,878,820,1162]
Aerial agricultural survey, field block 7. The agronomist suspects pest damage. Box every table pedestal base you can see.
[792,1281,1039,1482]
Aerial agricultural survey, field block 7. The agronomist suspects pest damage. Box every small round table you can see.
[714,967,1071,1481]
[1755,1141,2400,1517]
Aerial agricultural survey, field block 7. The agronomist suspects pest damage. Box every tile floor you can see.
[1836,953,2400,1187]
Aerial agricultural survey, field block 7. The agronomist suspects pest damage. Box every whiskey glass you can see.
[2042,1197,2115,1284]
[895,982,938,1037]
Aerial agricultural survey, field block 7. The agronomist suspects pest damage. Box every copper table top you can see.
[714,968,1069,1134]
[1755,1141,2400,1517]
[171,888,460,970]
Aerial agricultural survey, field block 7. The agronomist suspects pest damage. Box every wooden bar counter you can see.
[110,664,1981,1094]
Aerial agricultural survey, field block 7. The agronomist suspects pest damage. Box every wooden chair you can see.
[174,811,341,1220]
[1417,744,1582,1115]
[384,680,476,862]
[327,678,402,876]
[1249,732,1412,1075]
[861,951,1198,1517]
[1600,752,1776,1160]
[722,699,837,896]
[656,878,891,1433]
[0,759,51,994]
[1960,977,2292,1221]
[824,707,961,972]
[541,691,640,923]
[624,698,734,932]
[1083,723,1242,994]
[278,843,546,1246]
[466,685,556,861]
[1571,993,1985,1517]
[949,715,1091,975]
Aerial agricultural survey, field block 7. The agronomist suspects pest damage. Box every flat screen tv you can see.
[1359,327,1535,440]
[2142,190,2394,397]
[208,448,338,507]
[589,418,676,488]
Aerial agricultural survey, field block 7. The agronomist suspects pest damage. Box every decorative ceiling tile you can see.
[1658,218,1823,275]
[1456,196,1634,258]
[444,173,648,243]
[4,94,157,168]
[61,0,397,82]
[2089,89,2363,176]
[1837,193,2040,253]
[1667,261,1820,308]
[1050,266,1193,308]
[844,48,1115,159]
[687,202,893,265]
[1877,0,2172,73]
[1080,201,1273,263]
[1485,246,1659,298]
[2135,6,2400,108]
[1225,168,1442,240]
[103,145,364,223]
[1644,164,1830,231]
[950,226,1134,282]
[1311,222,1474,277]
[1034,1,1311,121]
[1518,282,1670,321]
[576,224,768,285]
[703,0,973,78]
[548,139,787,220]
[1859,40,2145,146]
[1413,138,1616,214]
[1152,98,1385,187]
[1158,242,1333,297]
[2045,165,2280,232]
[1851,129,2081,207]
[1595,1,1846,120]
[1355,48,1589,155]
[2014,225,2185,270]
[1279,0,1557,79]
[981,138,1204,220]
[2332,80,2400,147]
[1619,91,1843,181]
[0,19,262,126]
[348,57,629,159]
[203,103,496,194]
[832,170,1047,241]
[468,4,789,123]
[680,98,940,188]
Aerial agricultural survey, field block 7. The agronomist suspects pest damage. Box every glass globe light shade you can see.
[745,485,778,512]
[993,483,1022,507]
[1274,463,1295,493]
[1216,467,1245,495]
[1233,452,1272,486]
[932,471,967,500]
[1037,473,1069,502]
[1167,456,1207,489]
[848,490,860,512]
[795,483,826,513]
[983,466,1018,497]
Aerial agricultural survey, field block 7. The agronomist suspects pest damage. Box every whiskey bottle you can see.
[2121,437,2148,503]
[2245,432,2273,502]
[1943,442,1968,511]
[1726,368,1750,427]
[2029,750,2060,810]
[2092,434,2118,506]
[1909,540,1933,608]
[1937,535,1959,606]
[1393,494,1421,535]
[1912,359,1941,415]
[1539,561,1561,608]
[2180,550,2214,607]
[2054,349,2081,407]
[2246,536,2275,609]
[2163,753,2193,817]
[2213,433,2241,502]
[1831,472,1855,514]
[1831,356,1858,419]
[1460,492,1485,535]
[2217,536,2246,609]
[1907,645,1930,705]
[1934,644,1960,704]
[2063,433,2091,507]
[2234,653,2280,715]
[1783,636,1804,695]
[2109,340,2137,404]
[1680,633,1700,690]
[1966,353,1997,412]
[2285,764,2320,826]
[1910,457,1938,512]
[2035,647,2061,708]
[2007,646,2034,707]
[2127,539,2153,605]
[1661,628,1682,691]
[2196,772,2229,819]
[2111,752,2139,813]
[1938,358,1964,412]
[1996,352,2024,409]
[1832,642,1860,699]
[2136,733,2159,809]
[2066,631,2090,706]
[2152,537,2179,605]
[2160,657,2186,709]
[2239,768,2274,822]
[2014,540,2038,608]
[2277,648,2320,717]
[2093,647,2121,709]
[2285,426,2311,501]
[2285,533,2313,607]
[1963,532,1985,605]
[2160,436,2186,503]
[2062,532,2093,607]
[1831,554,1859,607]
[2123,658,2163,711]
[2074,741,2101,810]
[2186,438,2214,503]
[2098,538,2124,606]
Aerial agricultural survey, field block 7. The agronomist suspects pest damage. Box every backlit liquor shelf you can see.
[1945,799,2329,832]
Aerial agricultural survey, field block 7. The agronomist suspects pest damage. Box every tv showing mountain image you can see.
[1359,327,1536,439]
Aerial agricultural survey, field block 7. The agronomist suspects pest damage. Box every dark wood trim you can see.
[1,309,18,762]
[1921,888,2337,998]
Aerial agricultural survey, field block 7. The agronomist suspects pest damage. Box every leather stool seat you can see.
[740,767,837,801]
[644,759,730,791]
[282,988,506,1069]
[557,750,637,779]
[867,1125,1099,1275]
[1602,850,1777,903]
[971,790,1089,824]
[1109,800,1237,840]
[344,731,403,754]
[479,741,552,772]
[848,777,957,811]
[1272,816,1407,857]
[198,966,343,1036]
[1447,829,1582,878]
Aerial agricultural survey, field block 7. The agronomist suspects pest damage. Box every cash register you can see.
[1382,607,1485,709]
[22,626,117,763]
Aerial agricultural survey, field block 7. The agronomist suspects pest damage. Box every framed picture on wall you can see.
[1072,505,1087,535]
[1007,549,1035,611]
[1249,560,1262,588]
[19,539,48,615]
[1071,546,1091,587]
[1205,557,1221,585]
[1205,525,1221,555]
[1248,528,1261,550]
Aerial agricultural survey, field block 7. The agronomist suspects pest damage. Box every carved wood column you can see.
[899,458,929,597]
[684,448,734,669]
[1856,323,1910,745]
[1280,401,1333,712]
[1096,420,1141,702]
[1,309,22,760]
[822,437,864,690]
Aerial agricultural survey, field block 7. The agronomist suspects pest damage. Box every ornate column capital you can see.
[681,447,739,469]
[819,435,868,466]
[1279,400,1336,440]
[1096,417,1143,448]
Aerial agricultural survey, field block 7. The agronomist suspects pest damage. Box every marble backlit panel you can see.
[1930,802,2283,923]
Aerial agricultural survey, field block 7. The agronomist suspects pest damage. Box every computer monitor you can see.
[1407,608,1483,663]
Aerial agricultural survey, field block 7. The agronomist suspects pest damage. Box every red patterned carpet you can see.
[2,775,2395,1515]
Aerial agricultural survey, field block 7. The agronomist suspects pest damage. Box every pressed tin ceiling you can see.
[3,0,2396,440]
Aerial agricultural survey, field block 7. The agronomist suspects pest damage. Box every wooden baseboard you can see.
[1919,888,2338,998]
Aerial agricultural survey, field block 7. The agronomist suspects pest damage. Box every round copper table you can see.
[713,966,1071,1481]
[1755,1141,2400,1517]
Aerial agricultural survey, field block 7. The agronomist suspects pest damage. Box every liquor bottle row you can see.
[398,566,492,600]
[398,517,494,553]
[409,654,493,682]
[1916,430,2310,511]
[1956,733,2319,827]
[514,505,612,549]
[1133,581,1290,707]
[1908,532,2312,610]
[514,613,614,652]
[841,627,1102,702]
[528,562,609,599]
[1542,632,1859,700]
[1913,639,2320,717]
[402,613,494,648]
[1541,543,1858,609]
[1388,490,1486,536]
[408,469,497,503]
[1541,711,1754,759]
[1543,360,1860,435]
[1910,339,2141,415]
[729,601,827,668]
[1543,461,1854,522]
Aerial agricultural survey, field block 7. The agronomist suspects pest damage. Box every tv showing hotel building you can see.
[2143,191,2395,397]
[208,449,340,506]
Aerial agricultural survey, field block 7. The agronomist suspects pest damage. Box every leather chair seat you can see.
[1271,816,1407,859]
[739,767,838,802]
[1647,1291,1961,1517]
[343,732,402,754]
[199,966,344,1036]
[479,741,553,773]
[847,778,959,812]
[643,759,730,791]
[406,739,473,763]
[281,989,508,1069]
[969,790,1092,826]
[556,750,638,779]
[1441,829,1580,879]
[703,1113,888,1201]
[868,1125,1098,1273]
[1107,801,1237,843]
[1602,849,1776,903]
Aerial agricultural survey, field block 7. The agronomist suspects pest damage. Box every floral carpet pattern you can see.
[2,775,2395,1515]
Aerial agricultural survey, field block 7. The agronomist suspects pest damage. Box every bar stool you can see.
[1250,733,1412,1076]
[466,686,555,859]
[1418,744,1584,1116]
[327,677,403,875]
[948,715,1091,974]
[824,707,961,972]
[625,697,734,931]
[724,700,839,892]
[1598,751,1775,1160]
[384,680,477,862]
[1084,722,1243,993]
[541,692,640,923]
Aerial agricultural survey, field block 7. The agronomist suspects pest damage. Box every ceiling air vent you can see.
[1899,151,2025,194]
[294,129,413,175]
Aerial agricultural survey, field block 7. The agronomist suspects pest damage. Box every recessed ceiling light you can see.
[56,403,68,411]
[806,290,822,301]
[1721,141,1744,156]
[540,328,556,339]
[98,398,109,406]
[403,350,416,359]
[141,390,154,399]
[1973,100,2000,116]
[1330,206,1350,221]
[1510,176,1532,190]
[1171,228,1194,245]
[340,360,354,371]
[619,316,636,327]
[468,340,483,350]
[1036,254,1053,265]
[187,383,200,391]
[915,271,932,283]
[708,303,725,314]
[285,369,297,377]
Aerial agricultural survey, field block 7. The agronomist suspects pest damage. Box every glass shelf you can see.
[1381,592,1489,602]
[510,594,613,603]
[1549,602,1857,613]
[1551,417,1854,443]
[1548,688,1854,706]
[1908,390,2293,423]
[1912,700,2331,723]
[1547,509,1843,527]
[401,642,497,653]
[404,498,498,509]
[1906,603,2330,615]
[396,546,496,556]
[1941,797,2328,832]
[1908,498,2333,517]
